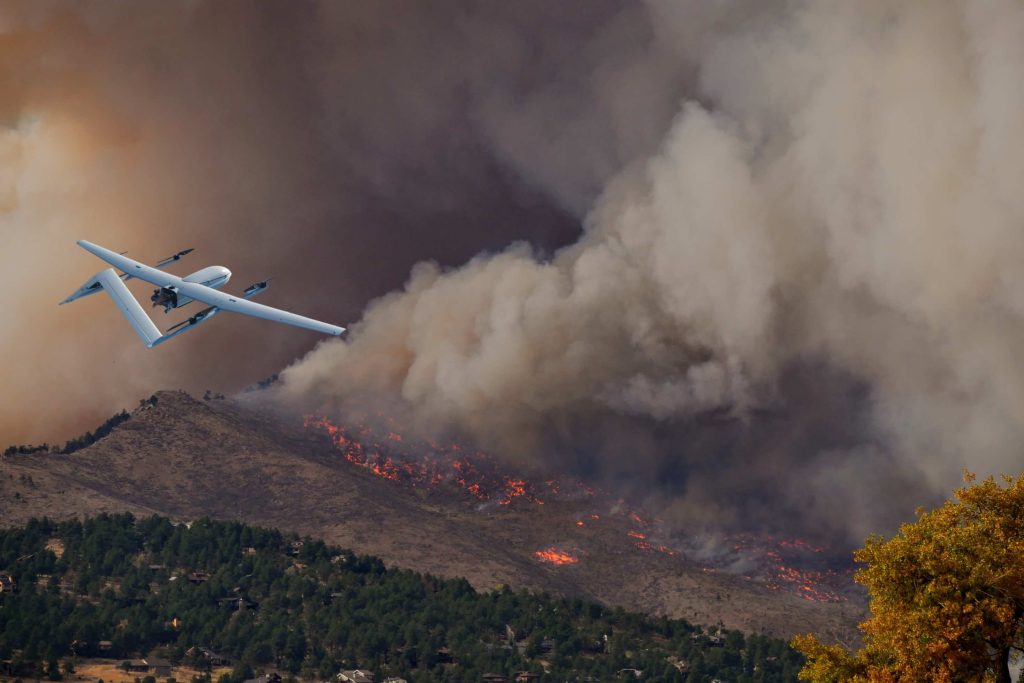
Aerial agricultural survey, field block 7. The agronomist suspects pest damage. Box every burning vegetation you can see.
[304,414,853,603]
[700,535,853,604]
[303,414,594,506]
[533,547,579,566]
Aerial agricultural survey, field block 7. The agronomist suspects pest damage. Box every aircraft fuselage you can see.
[151,265,231,311]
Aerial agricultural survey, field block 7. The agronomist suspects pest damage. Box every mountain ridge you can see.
[0,390,864,640]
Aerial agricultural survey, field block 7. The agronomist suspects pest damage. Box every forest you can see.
[0,514,804,682]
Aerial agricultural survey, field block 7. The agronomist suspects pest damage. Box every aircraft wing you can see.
[77,240,183,288]
[76,240,345,337]
[184,286,344,336]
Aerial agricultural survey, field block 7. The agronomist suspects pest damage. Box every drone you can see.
[61,240,344,347]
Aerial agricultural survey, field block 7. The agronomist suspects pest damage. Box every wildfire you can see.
[711,535,853,603]
[533,547,579,565]
[500,478,529,505]
[305,414,848,601]
[777,538,824,553]
[304,414,588,506]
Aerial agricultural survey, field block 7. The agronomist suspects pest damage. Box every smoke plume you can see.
[5,1,1024,543]
[280,0,1024,543]
[0,1,626,442]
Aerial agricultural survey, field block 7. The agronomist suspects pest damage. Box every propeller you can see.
[166,317,193,333]
[155,248,195,268]
[243,278,272,296]
[166,306,214,333]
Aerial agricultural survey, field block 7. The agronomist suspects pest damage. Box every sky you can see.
[5,1,1024,543]
[0,1,616,440]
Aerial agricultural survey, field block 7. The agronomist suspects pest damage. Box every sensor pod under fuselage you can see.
[152,266,231,311]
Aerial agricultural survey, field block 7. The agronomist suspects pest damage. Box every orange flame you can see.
[305,414,579,507]
[533,547,579,565]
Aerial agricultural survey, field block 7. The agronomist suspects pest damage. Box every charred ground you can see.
[0,391,864,639]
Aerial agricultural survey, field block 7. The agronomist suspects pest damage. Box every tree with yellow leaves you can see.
[793,473,1024,683]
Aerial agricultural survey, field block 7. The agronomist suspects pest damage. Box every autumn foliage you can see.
[794,473,1024,682]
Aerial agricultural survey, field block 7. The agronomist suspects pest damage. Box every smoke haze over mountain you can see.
[5,1,1024,543]
[280,0,1024,542]
[0,1,624,440]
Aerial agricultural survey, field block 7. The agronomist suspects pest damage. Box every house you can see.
[146,658,172,677]
[690,631,723,647]
[186,569,209,585]
[124,658,172,676]
[666,656,688,673]
[98,641,113,653]
[515,673,540,682]
[242,674,281,683]
[126,660,151,673]
[481,675,507,683]
[187,647,230,667]
[0,573,16,593]
[514,637,553,656]
[435,647,454,664]
[219,596,257,611]
[617,669,643,679]
[338,670,374,683]
[381,679,407,683]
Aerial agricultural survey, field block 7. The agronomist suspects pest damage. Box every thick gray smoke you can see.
[0,1,633,442]
[281,0,1024,543]
[6,1,1023,544]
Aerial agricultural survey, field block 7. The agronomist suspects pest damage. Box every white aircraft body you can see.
[61,240,345,347]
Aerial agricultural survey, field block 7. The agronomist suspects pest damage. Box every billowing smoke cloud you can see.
[280,0,1024,543]
[7,1,1024,544]
[0,1,645,443]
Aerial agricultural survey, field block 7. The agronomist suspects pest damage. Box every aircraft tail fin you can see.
[60,276,105,305]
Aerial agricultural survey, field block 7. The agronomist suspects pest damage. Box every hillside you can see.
[0,514,806,682]
[0,391,864,640]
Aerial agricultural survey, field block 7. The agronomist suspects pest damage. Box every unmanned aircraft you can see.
[61,240,345,347]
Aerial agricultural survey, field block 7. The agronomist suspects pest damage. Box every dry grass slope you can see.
[0,390,864,639]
